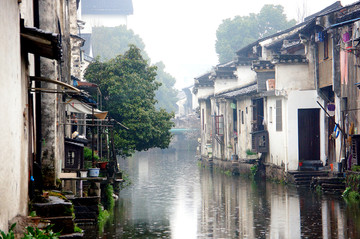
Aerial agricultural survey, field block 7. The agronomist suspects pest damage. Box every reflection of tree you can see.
[345,201,360,238]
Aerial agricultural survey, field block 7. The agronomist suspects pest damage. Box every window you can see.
[241,111,244,124]
[215,115,224,136]
[202,108,205,131]
[238,110,242,134]
[324,32,329,59]
[233,109,237,132]
[269,107,273,123]
[276,100,282,131]
[66,151,75,166]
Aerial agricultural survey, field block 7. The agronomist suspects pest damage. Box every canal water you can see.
[93,149,360,239]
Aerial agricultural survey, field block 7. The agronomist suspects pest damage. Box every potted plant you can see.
[83,147,100,177]
[97,158,109,170]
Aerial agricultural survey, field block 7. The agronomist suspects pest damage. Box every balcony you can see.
[251,130,269,153]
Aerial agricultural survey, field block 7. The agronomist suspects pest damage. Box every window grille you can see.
[215,115,224,136]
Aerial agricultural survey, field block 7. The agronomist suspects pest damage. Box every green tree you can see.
[85,45,174,157]
[91,26,148,61]
[91,26,178,114]
[216,4,296,63]
[154,61,178,113]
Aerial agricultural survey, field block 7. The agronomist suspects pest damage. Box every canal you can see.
[91,149,360,238]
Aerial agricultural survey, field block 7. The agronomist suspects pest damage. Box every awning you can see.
[65,98,108,119]
[21,23,62,60]
[30,76,81,93]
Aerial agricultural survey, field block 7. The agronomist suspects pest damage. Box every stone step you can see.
[289,171,329,175]
[41,216,75,234]
[74,212,98,220]
[70,197,100,206]
[321,183,346,190]
[59,233,84,239]
[311,176,345,182]
[323,189,345,194]
[32,196,73,218]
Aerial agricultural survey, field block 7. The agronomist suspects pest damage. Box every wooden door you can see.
[298,109,320,161]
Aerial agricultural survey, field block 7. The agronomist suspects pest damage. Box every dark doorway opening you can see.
[298,109,320,163]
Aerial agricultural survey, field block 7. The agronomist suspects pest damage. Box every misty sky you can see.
[127,0,356,89]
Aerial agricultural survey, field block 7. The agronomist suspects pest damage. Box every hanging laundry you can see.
[343,32,351,42]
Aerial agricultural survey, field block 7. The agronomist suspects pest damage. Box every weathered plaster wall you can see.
[81,14,128,33]
[214,78,237,94]
[211,98,225,159]
[70,0,83,79]
[266,96,287,168]
[334,95,343,164]
[196,86,214,100]
[224,100,235,160]
[39,0,70,187]
[199,100,212,157]
[235,66,256,87]
[266,90,325,171]
[275,64,314,91]
[286,91,325,171]
[0,1,29,232]
[236,98,253,159]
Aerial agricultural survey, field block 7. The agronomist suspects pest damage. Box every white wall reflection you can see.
[114,151,360,239]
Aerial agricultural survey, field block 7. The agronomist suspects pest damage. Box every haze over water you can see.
[86,148,360,238]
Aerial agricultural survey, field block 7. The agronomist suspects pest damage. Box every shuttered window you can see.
[276,100,282,131]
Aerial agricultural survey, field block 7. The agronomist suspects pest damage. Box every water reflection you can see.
[95,150,360,238]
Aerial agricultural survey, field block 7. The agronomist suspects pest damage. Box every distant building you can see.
[176,85,198,117]
[80,0,134,33]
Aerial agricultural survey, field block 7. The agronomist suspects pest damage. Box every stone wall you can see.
[264,163,287,182]
[201,157,255,176]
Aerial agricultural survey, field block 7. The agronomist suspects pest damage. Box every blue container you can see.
[88,168,100,177]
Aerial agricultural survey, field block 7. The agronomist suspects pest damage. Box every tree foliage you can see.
[85,45,174,157]
[91,26,178,114]
[216,4,296,63]
[91,26,148,61]
[154,61,178,113]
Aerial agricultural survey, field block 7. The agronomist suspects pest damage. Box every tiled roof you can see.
[218,84,257,98]
[194,72,213,87]
[271,55,308,64]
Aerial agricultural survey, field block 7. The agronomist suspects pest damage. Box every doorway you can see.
[298,109,320,162]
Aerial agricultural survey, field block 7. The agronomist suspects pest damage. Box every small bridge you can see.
[170,128,199,135]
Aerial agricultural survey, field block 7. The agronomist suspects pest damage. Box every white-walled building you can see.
[80,0,133,34]
[194,2,346,177]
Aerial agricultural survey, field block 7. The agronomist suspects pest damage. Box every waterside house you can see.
[0,0,115,233]
[195,1,360,181]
